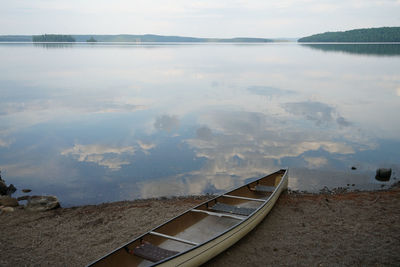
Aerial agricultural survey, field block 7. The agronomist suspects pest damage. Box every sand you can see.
[1,187,399,266]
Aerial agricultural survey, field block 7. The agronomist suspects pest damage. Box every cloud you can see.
[397,87,400,96]
[61,144,135,170]
[1,0,399,37]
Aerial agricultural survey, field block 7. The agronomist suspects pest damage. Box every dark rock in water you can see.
[6,184,16,195]
[0,196,19,207]
[22,189,32,193]
[0,180,16,196]
[25,196,60,211]
[375,168,392,182]
[351,166,357,170]
[0,169,16,196]
[0,180,7,195]
[0,170,6,195]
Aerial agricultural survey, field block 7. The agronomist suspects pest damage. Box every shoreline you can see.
[1,186,399,266]
[60,181,400,209]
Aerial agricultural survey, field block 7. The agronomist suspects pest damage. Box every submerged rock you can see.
[25,196,60,211]
[22,189,32,193]
[0,196,19,207]
[17,196,30,201]
[375,168,392,182]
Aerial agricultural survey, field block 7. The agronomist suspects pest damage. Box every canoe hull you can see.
[158,170,288,266]
[87,169,288,267]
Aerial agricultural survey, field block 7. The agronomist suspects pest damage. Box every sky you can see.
[0,0,399,38]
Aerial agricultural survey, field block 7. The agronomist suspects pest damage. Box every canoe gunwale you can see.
[86,168,288,267]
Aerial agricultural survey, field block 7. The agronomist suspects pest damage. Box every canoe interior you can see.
[89,169,286,267]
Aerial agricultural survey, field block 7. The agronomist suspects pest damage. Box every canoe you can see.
[87,169,288,267]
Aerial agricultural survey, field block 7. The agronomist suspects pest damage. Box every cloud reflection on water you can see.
[154,114,180,132]
[247,85,294,97]
[61,144,135,170]
[283,101,351,127]
[186,110,356,173]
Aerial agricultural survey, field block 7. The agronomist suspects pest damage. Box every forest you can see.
[32,34,76,42]
[298,27,400,42]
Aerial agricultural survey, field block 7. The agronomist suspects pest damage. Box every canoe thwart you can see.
[252,185,275,193]
[223,194,266,202]
[191,209,246,220]
[210,203,256,216]
[149,231,199,246]
[130,242,178,263]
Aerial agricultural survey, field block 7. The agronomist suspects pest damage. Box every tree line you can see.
[32,34,76,42]
[298,27,400,42]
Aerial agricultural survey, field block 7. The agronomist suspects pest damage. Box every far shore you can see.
[1,186,399,266]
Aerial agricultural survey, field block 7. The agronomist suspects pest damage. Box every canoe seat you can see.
[133,242,178,262]
[210,203,256,216]
[253,185,275,193]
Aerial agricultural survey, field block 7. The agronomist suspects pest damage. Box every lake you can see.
[0,43,399,206]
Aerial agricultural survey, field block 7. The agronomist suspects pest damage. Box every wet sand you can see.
[1,187,399,266]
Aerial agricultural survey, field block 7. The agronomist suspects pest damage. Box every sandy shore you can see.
[1,187,399,266]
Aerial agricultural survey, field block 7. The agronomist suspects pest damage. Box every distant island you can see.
[0,34,275,43]
[298,27,400,42]
[32,34,76,42]
[86,37,97,43]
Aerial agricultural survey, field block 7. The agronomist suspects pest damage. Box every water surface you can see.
[0,43,399,206]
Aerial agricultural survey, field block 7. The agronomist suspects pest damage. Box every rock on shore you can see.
[0,196,19,207]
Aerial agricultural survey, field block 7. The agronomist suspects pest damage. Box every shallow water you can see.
[0,43,399,206]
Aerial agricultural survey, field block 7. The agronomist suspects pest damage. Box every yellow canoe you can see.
[88,169,288,267]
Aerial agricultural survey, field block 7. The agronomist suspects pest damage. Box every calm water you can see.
[0,43,399,206]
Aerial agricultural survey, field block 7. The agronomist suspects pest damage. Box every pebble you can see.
[1,206,14,213]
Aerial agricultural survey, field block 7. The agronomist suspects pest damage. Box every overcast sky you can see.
[1,0,399,38]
